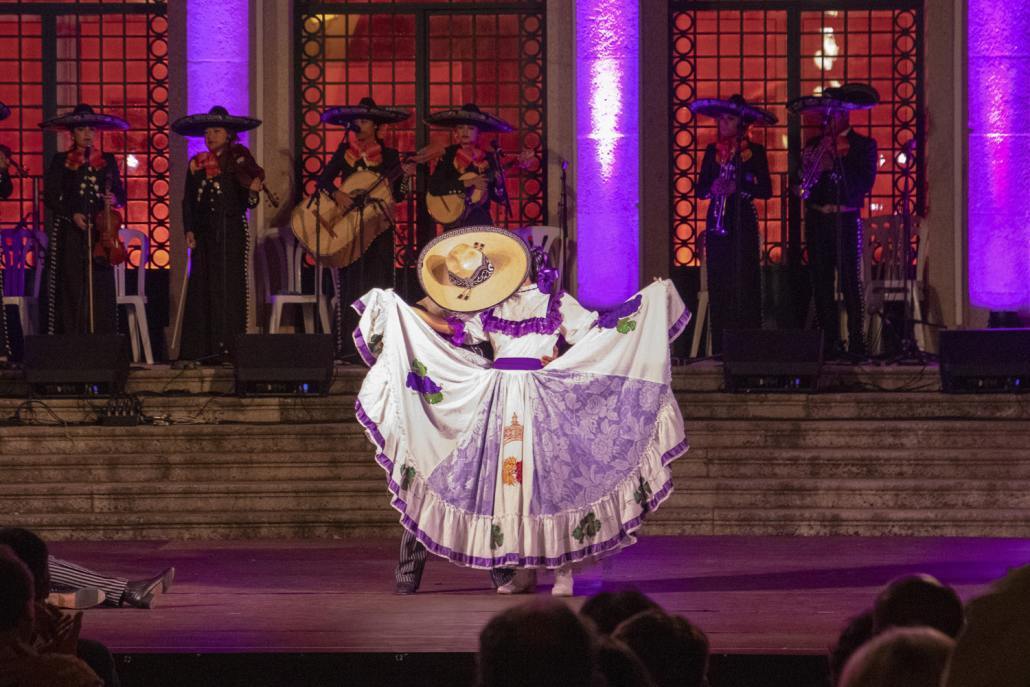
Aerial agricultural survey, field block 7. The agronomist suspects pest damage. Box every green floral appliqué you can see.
[369,333,384,356]
[633,477,653,510]
[572,512,602,543]
[616,317,637,334]
[490,523,504,550]
[400,464,416,491]
[406,358,443,404]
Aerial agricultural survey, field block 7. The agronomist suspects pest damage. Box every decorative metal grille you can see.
[296,1,545,269]
[0,0,169,269]
[670,3,923,270]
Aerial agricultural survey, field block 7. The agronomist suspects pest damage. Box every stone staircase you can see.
[2,363,1029,540]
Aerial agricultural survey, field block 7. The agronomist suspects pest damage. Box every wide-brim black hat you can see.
[0,101,10,122]
[689,94,777,126]
[321,97,410,127]
[171,106,261,138]
[425,103,512,133]
[823,83,880,109]
[788,84,879,115]
[39,103,129,131]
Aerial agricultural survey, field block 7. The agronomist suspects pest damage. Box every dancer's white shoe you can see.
[497,568,537,594]
[551,566,574,597]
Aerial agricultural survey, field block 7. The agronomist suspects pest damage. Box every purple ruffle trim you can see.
[597,294,643,329]
[350,300,377,367]
[481,290,563,338]
[353,398,686,570]
[445,316,467,347]
[668,308,691,342]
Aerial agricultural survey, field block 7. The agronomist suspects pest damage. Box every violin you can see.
[92,176,126,266]
[229,143,280,208]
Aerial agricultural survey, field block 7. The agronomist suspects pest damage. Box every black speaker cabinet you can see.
[234,334,334,395]
[940,328,1030,393]
[23,334,129,396]
[722,329,824,392]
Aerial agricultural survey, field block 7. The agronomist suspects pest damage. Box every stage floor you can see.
[51,535,1029,656]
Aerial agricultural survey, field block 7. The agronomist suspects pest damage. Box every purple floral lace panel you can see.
[529,370,668,515]
[480,290,563,338]
[425,381,503,516]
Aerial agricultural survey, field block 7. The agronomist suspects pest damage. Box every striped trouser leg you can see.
[48,556,128,607]
[395,529,428,588]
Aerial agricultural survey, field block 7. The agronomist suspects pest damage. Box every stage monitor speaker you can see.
[234,334,334,396]
[23,334,129,396]
[722,329,824,392]
[939,328,1030,393]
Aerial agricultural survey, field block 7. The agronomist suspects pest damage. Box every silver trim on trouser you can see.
[48,555,128,606]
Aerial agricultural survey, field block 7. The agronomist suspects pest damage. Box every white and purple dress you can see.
[353,279,690,569]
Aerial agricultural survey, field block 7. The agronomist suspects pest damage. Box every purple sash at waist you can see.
[492,357,543,371]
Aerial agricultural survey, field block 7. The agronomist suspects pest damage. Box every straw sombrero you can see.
[171,105,261,138]
[39,103,129,131]
[418,226,530,313]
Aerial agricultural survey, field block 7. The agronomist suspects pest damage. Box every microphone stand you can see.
[490,140,512,223]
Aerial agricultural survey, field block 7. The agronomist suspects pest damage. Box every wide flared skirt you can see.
[353,280,691,569]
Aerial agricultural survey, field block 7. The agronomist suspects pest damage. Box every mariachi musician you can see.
[790,84,878,359]
[316,97,412,359]
[691,94,775,355]
[41,103,128,337]
[421,103,524,229]
[171,105,263,364]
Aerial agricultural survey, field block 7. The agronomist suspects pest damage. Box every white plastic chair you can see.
[264,231,331,334]
[1,227,46,337]
[517,225,563,273]
[863,215,929,354]
[114,228,154,365]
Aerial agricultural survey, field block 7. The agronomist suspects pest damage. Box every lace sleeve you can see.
[558,293,597,345]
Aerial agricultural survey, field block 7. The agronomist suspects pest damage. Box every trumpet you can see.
[709,159,736,236]
[797,135,835,199]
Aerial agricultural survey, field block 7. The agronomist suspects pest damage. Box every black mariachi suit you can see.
[179,150,257,362]
[317,141,404,358]
[697,141,772,354]
[803,129,877,355]
[43,151,125,336]
[428,144,503,229]
[0,166,11,358]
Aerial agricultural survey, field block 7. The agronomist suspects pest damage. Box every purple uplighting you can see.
[186,0,250,159]
[967,2,1030,311]
[575,0,639,309]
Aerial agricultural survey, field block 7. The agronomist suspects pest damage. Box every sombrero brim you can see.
[688,99,778,126]
[0,102,9,122]
[788,91,876,115]
[171,113,262,137]
[418,225,530,313]
[39,112,129,131]
[321,105,410,126]
[823,84,880,109]
[424,109,513,133]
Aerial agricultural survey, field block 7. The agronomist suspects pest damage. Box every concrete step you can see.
[1,481,390,515]
[4,509,400,541]
[0,452,384,483]
[643,507,1030,537]
[662,479,1030,510]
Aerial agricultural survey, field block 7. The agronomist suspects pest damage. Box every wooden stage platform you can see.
[54,535,1028,654]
